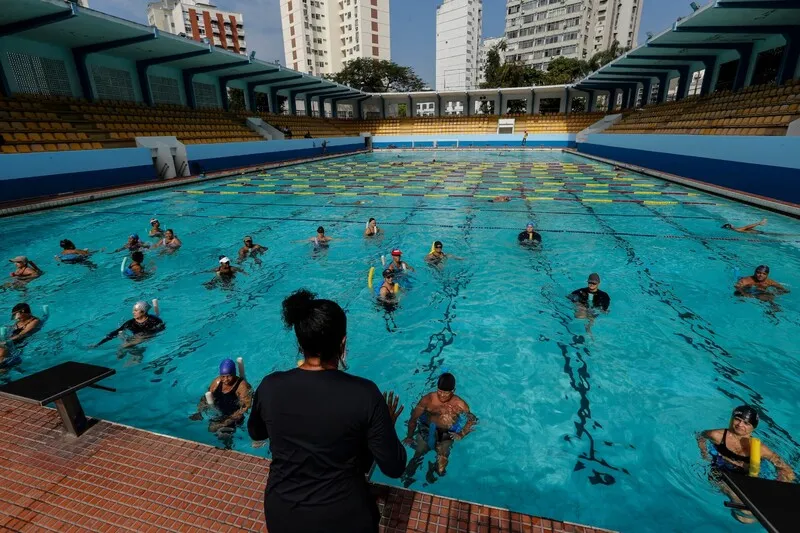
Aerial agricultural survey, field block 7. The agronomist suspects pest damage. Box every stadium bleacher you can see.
[607,80,800,136]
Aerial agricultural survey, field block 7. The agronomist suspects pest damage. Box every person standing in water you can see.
[95,300,164,348]
[518,222,542,247]
[734,265,788,298]
[153,229,182,252]
[386,249,414,273]
[8,256,43,282]
[568,273,610,312]
[401,373,474,484]
[238,236,268,264]
[425,241,463,265]
[364,218,381,237]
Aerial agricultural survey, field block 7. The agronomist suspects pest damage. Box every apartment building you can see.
[147,0,247,54]
[436,0,483,91]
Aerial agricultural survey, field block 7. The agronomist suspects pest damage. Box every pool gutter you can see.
[0,149,370,218]
[564,149,800,218]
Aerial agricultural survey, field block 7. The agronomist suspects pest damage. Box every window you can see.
[371,8,378,18]
[371,21,378,31]
[91,65,135,101]
[149,75,181,105]
[371,34,378,44]
[372,46,379,56]
[7,52,72,96]
[193,81,218,108]
[508,5,520,14]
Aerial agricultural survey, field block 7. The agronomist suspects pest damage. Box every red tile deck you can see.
[0,398,616,533]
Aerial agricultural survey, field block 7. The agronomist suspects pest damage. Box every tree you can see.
[543,57,590,85]
[227,88,245,111]
[329,58,425,92]
[587,41,629,72]
[481,40,546,89]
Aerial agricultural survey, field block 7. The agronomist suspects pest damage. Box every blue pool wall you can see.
[373,134,576,148]
[185,137,365,173]
[0,137,365,204]
[577,134,800,205]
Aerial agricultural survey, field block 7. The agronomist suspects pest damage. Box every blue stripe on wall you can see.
[578,143,800,205]
[189,143,363,173]
[374,140,576,148]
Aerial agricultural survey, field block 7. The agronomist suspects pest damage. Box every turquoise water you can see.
[1,150,799,532]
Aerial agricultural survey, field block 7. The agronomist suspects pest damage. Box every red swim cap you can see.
[391,249,402,256]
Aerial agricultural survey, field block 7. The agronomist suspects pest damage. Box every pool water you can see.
[1,150,799,533]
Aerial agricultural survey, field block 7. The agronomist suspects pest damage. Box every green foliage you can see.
[329,58,425,92]
[507,99,527,114]
[480,41,628,89]
[227,88,245,111]
[397,103,408,118]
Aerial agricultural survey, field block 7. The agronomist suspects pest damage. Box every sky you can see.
[93,0,702,86]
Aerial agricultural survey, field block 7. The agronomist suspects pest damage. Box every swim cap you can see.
[588,273,601,283]
[244,236,253,242]
[755,265,770,274]
[219,256,231,264]
[130,234,139,240]
[526,222,534,228]
[9,256,28,264]
[317,226,325,234]
[733,405,759,428]
[150,219,159,225]
[722,224,733,229]
[434,240,443,248]
[382,268,394,278]
[391,249,402,257]
[219,358,237,376]
[133,301,150,313]
[437,372,456,392]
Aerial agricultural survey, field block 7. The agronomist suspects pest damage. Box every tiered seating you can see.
[256,114,350,138]
[0,94,262,153]
[513,112,604,133]
[607,80,800,136]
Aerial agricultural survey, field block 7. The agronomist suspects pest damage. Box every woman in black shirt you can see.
[248,289,407,533]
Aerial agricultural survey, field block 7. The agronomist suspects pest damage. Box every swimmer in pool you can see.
[0,344,9,367]
[56,239,93,263]
[488,196,511,203]
[189,358,253,435]
[568,273,610,322]
[722,218,767,234]
[364,218,381,237]
[238,236,267,264]
[8,303,42,344]
[303,226,333,247]
[378,269,397,301]
[153,229,182,252]
[149,219,164,238]
[401,373,475,483]
[698,405,795,523]
[8,256,42,282]
[125,251,146,278]
[386,249,414,273]
[518,222,542,246]
[734,265,788,298]
[425,241,463,265]
[211,256,245,279]
[95,300,165,348]
[114,234,150,253]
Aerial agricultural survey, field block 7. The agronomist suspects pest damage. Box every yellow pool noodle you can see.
[367,266,375,289]
[430,242,436,254]
[749,438,761,477]
[394,283,400,294]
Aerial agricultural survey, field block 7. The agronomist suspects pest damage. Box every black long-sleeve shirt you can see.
[568,288,611,311]
[248,368,406,533]
[98,315,164,345]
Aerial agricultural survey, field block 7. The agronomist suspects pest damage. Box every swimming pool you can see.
[1,150,798,532]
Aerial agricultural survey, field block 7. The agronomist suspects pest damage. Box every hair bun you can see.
[282,289,316,328]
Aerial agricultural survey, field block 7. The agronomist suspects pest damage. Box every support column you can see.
[586,90,596,112]
[331,100,338,118]
[74,51,93,101]
[641,79,652,106]
[496,91,503,116]
[219,79,229,111]
[305,94,313,116]
[527,89,535,114]
[407,94,413,118]
[733,43,754,91]
[778,32,800,84]
[0,62,9,97]
[381,96,386,119]
[319,96,328,117]
[700,57,718,96]
[656,74,669,103]
[564,87,570,115]
[269,88,280,114]
[436,93,442,117]
[246,83,258,113]
[466,94,471,116]
[675,65,691,101]
[289,96,297,115]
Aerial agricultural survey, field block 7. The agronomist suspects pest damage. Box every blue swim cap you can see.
[527,222,534,228]
[219,358,236,376]
[130,233,139,240]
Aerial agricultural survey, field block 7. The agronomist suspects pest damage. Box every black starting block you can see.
[0,361,115,437]
[721,471,800,533]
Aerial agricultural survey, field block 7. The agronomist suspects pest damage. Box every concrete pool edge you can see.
[0,397,618,533]
[564,149,800,218]
[0,150,370,219]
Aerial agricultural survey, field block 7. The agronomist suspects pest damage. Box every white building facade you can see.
[280,0,391,77]
[477,36,504,86]
[147,0,247,55]
[436,0,482,91]
[503,0,642,71]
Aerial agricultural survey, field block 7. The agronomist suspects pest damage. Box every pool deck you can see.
[0,398,616,533]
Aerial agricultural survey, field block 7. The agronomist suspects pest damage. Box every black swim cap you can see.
[722,224,733,229]
[12,303,31,315]
[732,405,759,428]
[755,265,770,274]
[437,372,456,392]
[317,226,325,234]
[131,251,144,263]
[434,240,443,248]
[382,268,394,278]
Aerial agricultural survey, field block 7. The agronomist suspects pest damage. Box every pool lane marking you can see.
[174,189,715,205]
[68,208,799,242]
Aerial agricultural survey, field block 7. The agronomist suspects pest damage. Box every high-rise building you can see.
[280,0,391,77]
[477,36,504,86]
[147,1,247,55]
[503,0,642,71]
[436,0,482,91]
